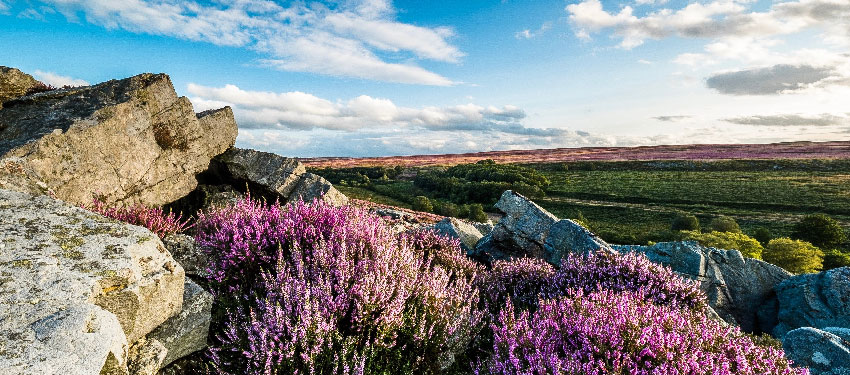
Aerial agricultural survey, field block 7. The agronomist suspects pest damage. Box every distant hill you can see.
[301,141,850,168]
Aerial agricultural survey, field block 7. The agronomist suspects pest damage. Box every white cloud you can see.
[637,59,652,65]
[723,113,850,126]
[515,22,552,39]
[32,0,460,85]
[32,70,89,87]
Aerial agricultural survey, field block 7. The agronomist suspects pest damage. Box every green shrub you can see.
[792,214,847,249]
[763,238,824,274]
[468,203,488,223]
[753,227,773,246]
[435,201,459,217]
[822,248,850,271]
[412,195,433,212]
[681,230,764,259]
[671,214,700,231]
[709,216,742,233]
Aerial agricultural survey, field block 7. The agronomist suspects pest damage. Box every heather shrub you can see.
[792,214,847,249]
[87,198,192,238]
[479,291,807,375]
[195,198,482,375]
[709,216,742,233]
[479,257,556,315]
[682,230,764,259]
[402,228,485,281]
[763,238,824,274]
[671,213,700,231]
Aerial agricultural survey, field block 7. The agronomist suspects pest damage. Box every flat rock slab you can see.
[0,189,185,374]
[774,267,850,339]
[784,327,850,375]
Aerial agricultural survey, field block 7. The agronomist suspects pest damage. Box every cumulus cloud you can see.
[515,22,552,39]
[188,83,575,137]
[30,0,460,85]
[723,113,850,126]
[706,64,838,95]
[32,70,89,87]
[653,115,691,122]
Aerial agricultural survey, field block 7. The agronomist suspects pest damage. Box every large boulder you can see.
[615,241,792,333]
[434,217,484,253]
[286,173,349,207]
[162,234,208,278]
[772,267,850,339]
[0,66,40,106]
[0,189,185,374]
[471,191,558,263]
[543,219,613,265]
[0,72,237,207]
[783,327,850,375]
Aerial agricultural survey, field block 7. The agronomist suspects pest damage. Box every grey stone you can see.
[473,222,494,236]
[434,217,484,253]
[543,219,613,265]
[162,234,207,278]
[0,189,185,374]
[0,66,40,106]
[213,148,305,199]
[471,190,558,263]
[0,73,237,207]
[773,267,850,339]
[615,241,792,332]
[128,337,168,375]
[147,279,213,368]
[0,157,53,197]
[286,173,349,207]
[784,327,850,375]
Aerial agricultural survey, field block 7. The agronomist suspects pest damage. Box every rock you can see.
[543,219,613,265]
[0,189,185,374]
[434,217,484,253]
[146,279,212,368]
[783,327,850,375]
[615,241,792,333]
[0,66,40,106]
[473,222,494,237]
[0,157,53,197]
[286,173,349,207]
[471,191,558,263]
[212,148,306,200]
[128,338,168,375]
[162,234,207,278]
[0,73,237,207]
[773,267,850,339]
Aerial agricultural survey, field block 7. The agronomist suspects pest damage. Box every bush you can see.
[86,198,193,238]
[823,248,850,271]
[709,216,742,233]
[467,203,488,223]
[478,291,806,375]
[763,238,824,274]
[412,195,433,212]
[753,227,773,245]
[792,214,847,249]
[682,230,764,259]
[195,198,483,374]
[671,213,700,231]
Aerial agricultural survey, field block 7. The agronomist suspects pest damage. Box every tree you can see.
[763,238,824,274]
[412,196,433,213]
[752,227,773,246]
[791,214,847,249]
[709,216,741,233]
[822,248,850,271]
[681,230,764,260]
[671,214,700,231]
[468,203,488,223]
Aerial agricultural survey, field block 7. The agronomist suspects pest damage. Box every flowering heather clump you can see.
[552,250,707,312]
[87,198,193,238]
[479,257,556,315]
[195,198,482,375]
[479,291,807,375]
[402,228,485,280]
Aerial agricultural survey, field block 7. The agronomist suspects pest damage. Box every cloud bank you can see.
[723,113,850,126]
[32,70,90,87]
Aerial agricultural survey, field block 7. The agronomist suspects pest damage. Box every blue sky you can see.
[1,0,848,157]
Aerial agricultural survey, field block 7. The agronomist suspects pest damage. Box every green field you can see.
[311,159,850,248]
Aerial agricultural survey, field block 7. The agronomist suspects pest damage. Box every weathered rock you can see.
[473,222,495,237]
[471,191,558,263]
[773,267,850,339]
[783,327,850,375]
[0,73,237,207]
[543,219,613,265]
[0,157,53,197]
[128,338,168,375]
[162,234,207,278]
[0,66,40,106]
[212,148,306,200]
[0,189,185,374]
[146,279,212,368]
[615,241,792,332]
[287,173,349,207]
[434,217,484,253]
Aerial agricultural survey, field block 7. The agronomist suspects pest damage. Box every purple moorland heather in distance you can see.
[87,198,193,238]
[194,197,482,375]
[480,291,808,375]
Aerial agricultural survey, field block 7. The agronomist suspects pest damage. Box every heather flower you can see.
[478,291,808,375]
[86,198,193,238]
[402,228,486,281]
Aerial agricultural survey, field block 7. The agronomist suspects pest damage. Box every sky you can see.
[1,0,849,157]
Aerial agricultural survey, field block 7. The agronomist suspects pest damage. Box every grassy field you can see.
[312,159,850,247]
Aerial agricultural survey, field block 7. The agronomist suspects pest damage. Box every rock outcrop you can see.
[471,191,558,263]
[783,327,850,375]
[0,189,185,374]
[0,72,237,207]
[772,267,850,339]
[434,217,484,253]
[543,219,613,265]
[162,234,207,278]
[0,66,40,106]
[615,241,792,332]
